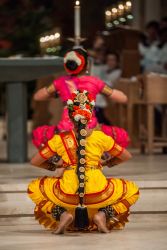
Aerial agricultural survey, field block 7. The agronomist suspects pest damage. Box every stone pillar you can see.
[145,0,161,23]
[132,0,161,30]
[7,82,27,163]
[132,0,143,29]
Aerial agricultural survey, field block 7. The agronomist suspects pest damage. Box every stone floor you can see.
[0,141,167,250]
[0,214,167,250]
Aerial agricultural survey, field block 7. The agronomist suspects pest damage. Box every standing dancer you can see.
[28,90,139,234]
[32,48,129,150]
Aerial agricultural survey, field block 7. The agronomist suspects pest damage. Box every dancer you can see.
[28,90,139,234]
[32,48,129,150]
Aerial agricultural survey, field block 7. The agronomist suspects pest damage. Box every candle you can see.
[74,1,81,38]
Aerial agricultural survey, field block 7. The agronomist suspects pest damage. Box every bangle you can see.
[48,155,61,164]
[47,163,57,171]
[45,85,59,98]
[102,85,113,97]
[108,157,121,168]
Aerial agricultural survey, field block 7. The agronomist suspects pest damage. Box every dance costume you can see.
[28,130,139,231]
[32,75,129,149]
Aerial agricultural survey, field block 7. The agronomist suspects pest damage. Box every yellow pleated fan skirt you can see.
[27,168,139,231]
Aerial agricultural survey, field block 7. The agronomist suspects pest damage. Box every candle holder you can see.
[68,36,86,48]
[67,1,86,48]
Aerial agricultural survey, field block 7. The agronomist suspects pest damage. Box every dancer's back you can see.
[53,75,105,102]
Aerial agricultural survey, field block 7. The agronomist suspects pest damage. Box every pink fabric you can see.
[32,75,130,149]
[53,75,105,102]
[101,125,130,148]
[32,122,130,149]
[32,125,56,148]
[53,75,106,130]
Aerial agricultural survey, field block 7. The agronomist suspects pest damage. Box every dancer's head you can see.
[64,48,88,76]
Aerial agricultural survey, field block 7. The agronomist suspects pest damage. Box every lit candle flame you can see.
[75,1,80,6]
[126,1,132,7]
[118,4,124,10]
[112,8,117,13]
[105,10,112,16]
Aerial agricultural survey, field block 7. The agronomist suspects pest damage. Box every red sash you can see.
[59,131,78,165]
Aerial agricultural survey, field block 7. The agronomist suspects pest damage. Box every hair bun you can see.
[65,60,78,71]
[64,49,88,75]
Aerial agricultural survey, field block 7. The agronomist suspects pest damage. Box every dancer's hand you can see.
[54,168,65,178]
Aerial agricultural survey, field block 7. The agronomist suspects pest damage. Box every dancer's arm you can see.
[33,83,56,101]
[101,134,132,167]
[107,143,132,167]
[31,143,63,171]
[31,152,64,170]
[102,85,128,103]
[31,152,63,171]
[109,149,132,167]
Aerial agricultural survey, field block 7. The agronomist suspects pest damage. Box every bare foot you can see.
[93,212,110,233]
[53,212,73,235]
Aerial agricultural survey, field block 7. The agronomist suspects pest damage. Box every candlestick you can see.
[74,1,81,38]
[68,0,86,47]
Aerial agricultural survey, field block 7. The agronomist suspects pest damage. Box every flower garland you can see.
[67,90,95,122]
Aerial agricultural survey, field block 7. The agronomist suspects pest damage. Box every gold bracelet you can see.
[102,85,113,97]
[47,163,57,171]
[45,84,56,96]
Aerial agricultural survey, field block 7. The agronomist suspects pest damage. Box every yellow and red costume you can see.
[28,130,139,231]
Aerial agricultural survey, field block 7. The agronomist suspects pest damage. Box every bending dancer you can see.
[32,48,129,150]
[28,90,139,234]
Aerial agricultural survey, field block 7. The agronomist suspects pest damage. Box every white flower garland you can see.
[67,99,73,105]
[64,51,82,66]
[74,114,85,121]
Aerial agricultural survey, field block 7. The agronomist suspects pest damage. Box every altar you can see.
[0,57,63,163]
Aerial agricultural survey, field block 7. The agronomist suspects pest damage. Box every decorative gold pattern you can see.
[102,85,113,96]
[80,129,87,136]
[80,174,85,179]
[53,180,114,205]
[40,146,55,159]
[80,158,86,164]
[80,149,86,155]
[46,84,55,96]
[60,131,78,165]
[34,203,130,231]
[80,139,86,146]
[79,167,85,172]
[79,183,85,188]
[81,119,87,124]
[76,93,88,103]
[79,193,84,197]
[109,143,123,157]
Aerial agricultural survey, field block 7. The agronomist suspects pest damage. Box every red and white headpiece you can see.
[67,90,95,123]
[64,50,86,75]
